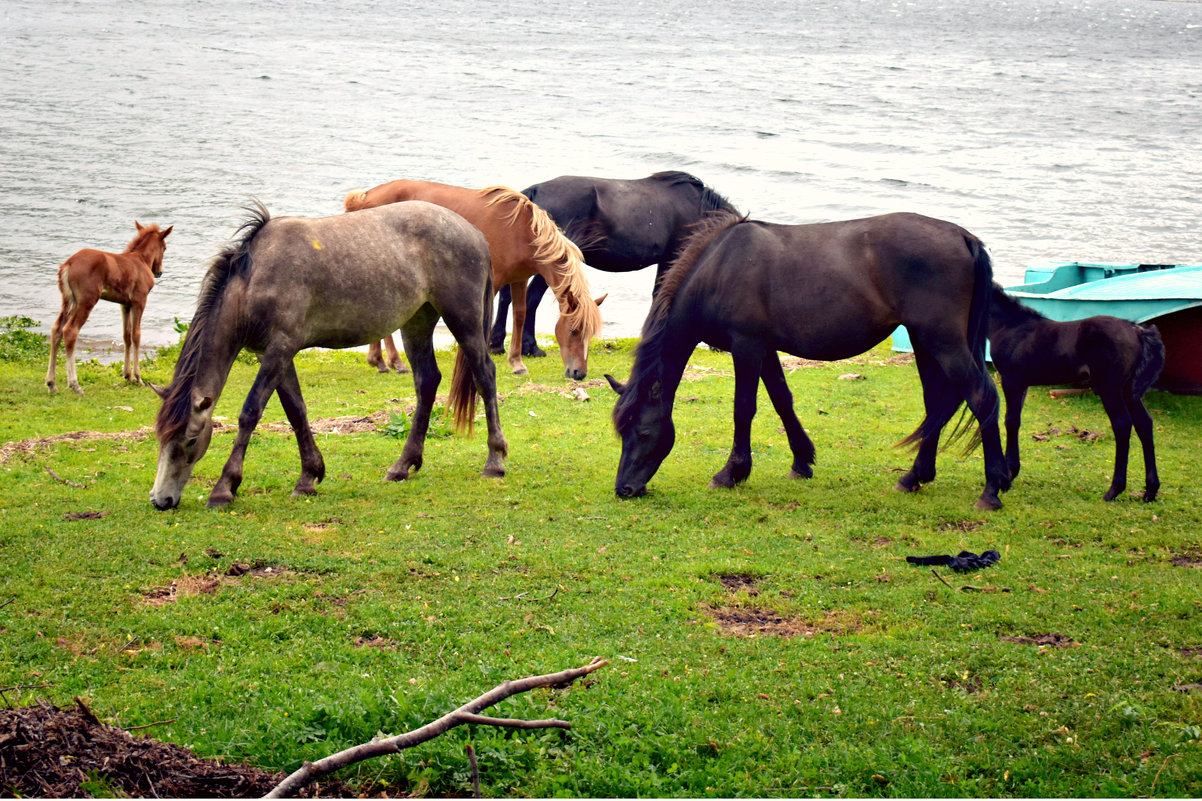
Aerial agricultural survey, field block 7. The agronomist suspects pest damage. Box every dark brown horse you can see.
[492,171,739,356]
[988,284,1163,501]
[46,221,172,394]
[343,180,604,379]
[607,210,1011,510]
[150,200,506,510]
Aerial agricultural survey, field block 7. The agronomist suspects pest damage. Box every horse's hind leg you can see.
[506,281,530,375]
[895,346,961,492]
[208,349,289,507]
[45,297,71,393]
[382,335,409,373]
[1096,384,1133,501]
[709,340,764,489]
[1128,392,1159,502]
[386,307,441,481]
[276,359,326,497]
[760,353,815,479]
[61,294,98,395]
[444,311,508,478]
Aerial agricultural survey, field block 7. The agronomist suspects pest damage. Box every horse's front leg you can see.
[127,302,146,385]
[760,353,815,479]
[1002,380,1028,480]
[709,343,763,489]
[208,354,286,507]
[120,304,135,382]
[507,281,530,375]
[522,275,549,357]
[382,335,409,374]
[490,285,511,354]
[276,359,326,497]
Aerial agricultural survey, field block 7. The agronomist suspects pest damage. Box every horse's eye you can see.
[569,328,579,336]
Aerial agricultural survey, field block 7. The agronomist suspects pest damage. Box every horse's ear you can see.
[604,374,626,395]
[594,293,608,307]
[135,220,145,231]
[148,382,169,399]
[191,391,214,413]
[650,380,662,401]
[161,225,173,238]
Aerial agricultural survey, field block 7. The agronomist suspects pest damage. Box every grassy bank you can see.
[2,331,1200,797]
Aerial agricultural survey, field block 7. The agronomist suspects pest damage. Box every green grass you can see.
[3,334,1200,797]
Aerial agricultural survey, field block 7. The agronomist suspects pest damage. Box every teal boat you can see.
[891,262,1202,394]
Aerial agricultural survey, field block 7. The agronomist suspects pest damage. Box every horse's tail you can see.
[343,189,369,212]
[56,259,77,313]
[449,275,493,435]
[1130,324,1166,399]
[898,234,996,453]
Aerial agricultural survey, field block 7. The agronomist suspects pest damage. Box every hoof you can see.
[483,466,506,478]
[707,477,734,490]
[393,364,410,375]
[385,467,410,482]
[511,366,529,376]
[788,466,813,480]
[974,494,1002,511]
[291,486,318,498]
[70,384,84,396]
[893,479,920,493]
[206,491,234,508]
[524,347,547,358]
[46,382,56,394]
[1142,490,1158,503]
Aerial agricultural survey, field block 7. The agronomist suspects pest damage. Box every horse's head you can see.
[555,293,606,381]
[607,372,674,498]
[149,385,214,510]
[134,221,173,276]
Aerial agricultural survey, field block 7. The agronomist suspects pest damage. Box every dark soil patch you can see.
[1169,549,1202,568]
[705,605,867,638]
[1000,632,1079,649]
[142,563,295,606]
[717,574,759,595]
[0,700,347,798]
[1178,646,1202,659]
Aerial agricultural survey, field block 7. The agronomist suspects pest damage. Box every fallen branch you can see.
[931,569,954,590]
[45,466,86,489]
[265,657,608,798]
[960,585,1012,593]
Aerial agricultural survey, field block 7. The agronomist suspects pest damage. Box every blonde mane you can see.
[480,186,601,339]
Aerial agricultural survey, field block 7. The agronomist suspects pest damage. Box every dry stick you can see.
[265,657,609,799]
[45,465,86,488]
[466,743,481,799]
[125,718,178,732]
[930,569,955,590]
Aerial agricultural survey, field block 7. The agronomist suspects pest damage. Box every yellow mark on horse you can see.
[311,238,323,250]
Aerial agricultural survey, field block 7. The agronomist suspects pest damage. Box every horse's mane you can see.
[480,185,601,339]
[650,170,739,214]
[155,201,271,442]
[989,283,1047,326]
[612,209,746,437]
[124,224,162,254]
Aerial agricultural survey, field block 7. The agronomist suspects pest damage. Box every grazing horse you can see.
[988,284,1163,501]
[149,200,507,510]
[343,180,604,379]
[491,171,739,357]
[46,221,173,394]
[607,210,1011,511]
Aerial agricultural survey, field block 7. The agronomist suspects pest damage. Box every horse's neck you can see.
[638,319,698,402]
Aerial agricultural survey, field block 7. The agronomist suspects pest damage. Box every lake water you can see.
[2,0,1200,354]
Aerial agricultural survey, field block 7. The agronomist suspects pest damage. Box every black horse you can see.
[988,284,1163,501]
[607,210,1011,511]
[490,171,738,356]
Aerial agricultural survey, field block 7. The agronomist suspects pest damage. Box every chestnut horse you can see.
[607,211,1010,511]
[150,201,506,510]
[46,221,172,394]
[988,283,1164,501]
[343,180,604,379]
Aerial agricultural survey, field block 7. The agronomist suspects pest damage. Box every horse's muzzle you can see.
[150,492,179,511]
[615,483,646,498]
[566,367,588,381]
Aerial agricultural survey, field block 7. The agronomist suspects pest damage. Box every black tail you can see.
[899,235,996,452]
[1130,324,1166,398]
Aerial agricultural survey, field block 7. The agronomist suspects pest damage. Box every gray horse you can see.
[150,200,507,510]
